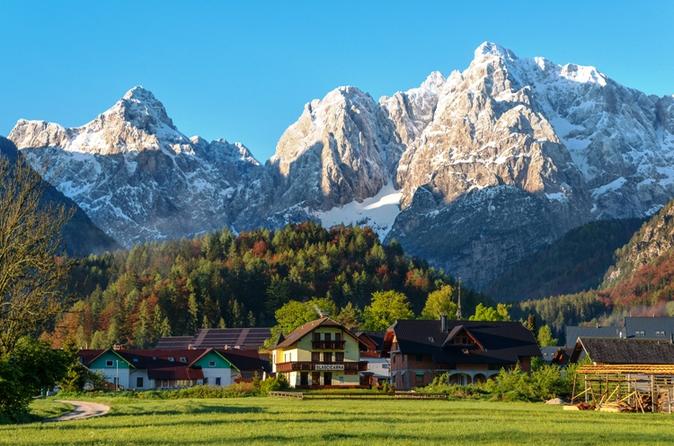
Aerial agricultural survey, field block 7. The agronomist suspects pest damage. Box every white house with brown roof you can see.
[271,317,367,388]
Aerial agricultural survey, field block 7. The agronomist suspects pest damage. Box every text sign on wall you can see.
[314,364,345,371]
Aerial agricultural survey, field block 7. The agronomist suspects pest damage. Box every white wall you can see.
[95,368,131,389]
[201,368,233,387]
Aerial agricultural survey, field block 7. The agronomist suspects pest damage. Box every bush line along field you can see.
[4,398,674,446]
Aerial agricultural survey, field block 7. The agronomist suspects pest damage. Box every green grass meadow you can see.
[3,397,674,445]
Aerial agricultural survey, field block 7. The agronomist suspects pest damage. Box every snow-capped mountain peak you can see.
[472,41,518,63]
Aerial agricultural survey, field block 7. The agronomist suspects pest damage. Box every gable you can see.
[193,351,236,370]
[89,350,132,369]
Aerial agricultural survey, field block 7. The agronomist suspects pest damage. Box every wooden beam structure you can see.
[572,365,674,413]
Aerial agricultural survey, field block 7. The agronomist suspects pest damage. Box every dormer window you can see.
[179,356,187,363]
[168,356,175,362]
[635,331,645,337]
[656,330,666,337]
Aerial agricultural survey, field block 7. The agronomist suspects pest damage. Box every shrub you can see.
[259,374,289,394]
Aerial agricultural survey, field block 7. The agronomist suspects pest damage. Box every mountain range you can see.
[7,42,674,292]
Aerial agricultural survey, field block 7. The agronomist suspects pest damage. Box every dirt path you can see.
[48,400,110,422]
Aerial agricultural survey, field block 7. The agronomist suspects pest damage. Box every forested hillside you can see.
[50,223,485,348]
[517,200,674,337]
[487,219,643,300]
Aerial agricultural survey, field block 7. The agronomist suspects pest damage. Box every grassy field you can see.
[2,397,674,445]
[0,400,72,424]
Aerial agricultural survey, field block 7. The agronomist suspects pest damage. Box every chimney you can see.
[440,315,448,333]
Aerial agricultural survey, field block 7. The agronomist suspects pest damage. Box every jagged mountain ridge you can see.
[10,87,265,246]
[9,42,674,290]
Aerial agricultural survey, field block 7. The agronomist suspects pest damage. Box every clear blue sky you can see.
[1,0,672,161]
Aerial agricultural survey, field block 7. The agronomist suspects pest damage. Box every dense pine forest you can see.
[49,222,486,348]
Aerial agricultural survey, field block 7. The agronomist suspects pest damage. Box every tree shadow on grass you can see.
[105,403,264,418]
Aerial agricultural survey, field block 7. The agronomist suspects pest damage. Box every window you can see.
[136,377,144,388]
[323,352,332,363]
[635,330,645,337]
[656,330,666,337]
[335,332,341,342]
[208,361,216,367]
[313,332,321,341]
[215,377,221,386]
[105,360,114,367]
[335,352,344,362]
[168,357,175,362]
[311,352,321,362]
[203,377,208,385]
[179,356,187,363]
[324,333,331,342]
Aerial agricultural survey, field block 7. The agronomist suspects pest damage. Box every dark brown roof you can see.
[576,337,674,364]
[274,317,361,349]
[154,327,272,350]
[221,349,271,373]
[384,319,541,366]
[154,336,193,349]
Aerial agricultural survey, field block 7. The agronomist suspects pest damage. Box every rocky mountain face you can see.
[0,137,118,256]
[9,43,674,291]
[10,87,264,247]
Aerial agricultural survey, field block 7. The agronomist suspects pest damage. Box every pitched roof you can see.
[385,319,540,366]
[154,327,272,350]
[576,337,674,364]
[221,349,271,373]
[624,317,674,339]
[565,326,620,347]
[274,317,361,349]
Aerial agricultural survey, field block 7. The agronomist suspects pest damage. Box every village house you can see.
[382,316,541,390]
[271,317,367,388]
[79,347,269,390]
[357,331,390,386]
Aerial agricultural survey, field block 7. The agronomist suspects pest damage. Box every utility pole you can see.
[456,277,462,320]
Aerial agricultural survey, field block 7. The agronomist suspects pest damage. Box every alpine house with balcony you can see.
[382,316,541,390]
[271,317,367,388]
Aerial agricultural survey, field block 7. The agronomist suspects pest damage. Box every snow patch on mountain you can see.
[313,182,402,238]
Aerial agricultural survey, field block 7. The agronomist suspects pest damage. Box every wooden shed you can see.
[570,337,674,413]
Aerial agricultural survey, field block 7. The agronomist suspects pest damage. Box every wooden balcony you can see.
[311,340,346,349]
[276,361,367,373]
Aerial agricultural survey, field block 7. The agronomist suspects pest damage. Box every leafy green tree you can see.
[469,303,511,322]
[362,291,414,331]
[421,285,456,319]
[0,337,69,419]
[537,325,557,347]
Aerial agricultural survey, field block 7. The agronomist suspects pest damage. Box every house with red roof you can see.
[79,347,269,390]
